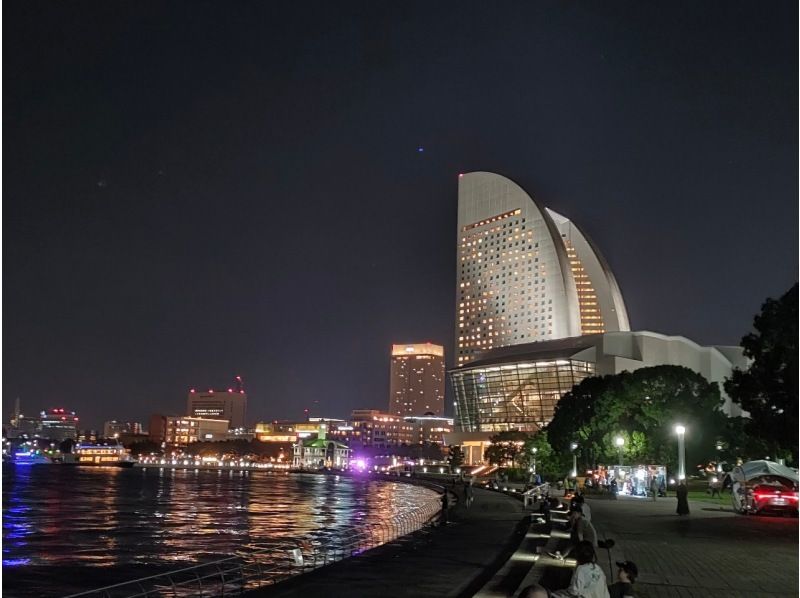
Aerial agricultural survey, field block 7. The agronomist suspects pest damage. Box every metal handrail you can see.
[61,495,442,598]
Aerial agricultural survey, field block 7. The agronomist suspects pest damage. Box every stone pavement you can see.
[505,494,798,597]
[589,496,798,597]
[247,487,529,598]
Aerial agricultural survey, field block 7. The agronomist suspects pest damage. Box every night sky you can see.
[5,1,797,429]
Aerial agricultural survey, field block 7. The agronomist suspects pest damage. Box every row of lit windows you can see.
[462,209,522,232]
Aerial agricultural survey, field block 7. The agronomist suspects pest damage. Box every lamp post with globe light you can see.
[675,424,686,481]
[615,436,625,466]
[531,447,538,476]
[570,442,578,478]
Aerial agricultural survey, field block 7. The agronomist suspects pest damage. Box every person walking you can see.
[676,482,690,515]
[464,480,474,509]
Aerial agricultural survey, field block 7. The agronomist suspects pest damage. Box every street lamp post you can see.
[675,425,686,481]
[615,436,625,466]
[570,442,578,478]
[531,447,538,476]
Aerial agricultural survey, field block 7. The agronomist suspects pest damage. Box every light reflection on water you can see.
[2,464,438,597]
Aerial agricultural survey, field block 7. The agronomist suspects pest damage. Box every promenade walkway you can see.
[247,487,528,598]
[490,493,798,597]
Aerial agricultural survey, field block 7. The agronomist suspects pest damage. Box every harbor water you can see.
[2,464,439,597]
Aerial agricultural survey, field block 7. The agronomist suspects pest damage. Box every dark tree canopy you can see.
[447,445,465,469]
[725,284,798,462]
[484,430,529,466]
[546,366,726,472]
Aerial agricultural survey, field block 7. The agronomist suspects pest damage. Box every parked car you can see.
[731,460,799,516]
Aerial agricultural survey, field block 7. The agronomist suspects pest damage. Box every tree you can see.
[522,430,566,480]
[484,431,529,466]
[447,445,465,469]
[724,284,798,463]
[546,366,727,472]
[128,440,162,456]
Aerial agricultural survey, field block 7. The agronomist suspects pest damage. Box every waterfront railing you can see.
[61,495,443,598]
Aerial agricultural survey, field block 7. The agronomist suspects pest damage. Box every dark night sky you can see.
[4,1,797,429]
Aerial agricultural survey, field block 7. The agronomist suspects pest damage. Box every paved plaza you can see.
[587,495,798,597]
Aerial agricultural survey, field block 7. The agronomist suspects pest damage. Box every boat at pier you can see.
[74,444,136,467]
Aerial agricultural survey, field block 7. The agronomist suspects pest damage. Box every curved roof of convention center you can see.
[449,330,744,371]
[452,334,604,369]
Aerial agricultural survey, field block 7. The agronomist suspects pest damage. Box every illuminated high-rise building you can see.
[455,171,629,365]
[389,343,445,417]
[187,376,247,429]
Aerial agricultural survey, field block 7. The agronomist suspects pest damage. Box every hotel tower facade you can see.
[455,171,629,365]
[449,172,744,440]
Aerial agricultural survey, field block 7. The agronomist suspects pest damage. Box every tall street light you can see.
[675,424,686,481]
[531,447,538,476]
[615,436,625,466]
[570,442,578,478]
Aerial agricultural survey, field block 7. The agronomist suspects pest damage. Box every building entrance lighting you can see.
[570,442,578,478]
[615,436,625,466]
[674,424,686,481]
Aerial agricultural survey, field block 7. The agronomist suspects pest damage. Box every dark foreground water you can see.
[2,464,439,597]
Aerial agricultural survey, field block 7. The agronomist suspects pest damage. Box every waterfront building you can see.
[77,429,99,443]
[5,414,40,439]
[292,424,350,469]
[165,416,230,447]
[346,410,417,449]
[448,331,749,462]
[187,386,247,429]
[148,414,168,444]
[103,421,143,439]
[254,422,298,442]
[455,171,629,366]
[39,408,79,441]
[389,343,446,417]
[403,415,454,445]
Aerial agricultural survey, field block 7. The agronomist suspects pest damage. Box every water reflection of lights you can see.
[4,465,439,596]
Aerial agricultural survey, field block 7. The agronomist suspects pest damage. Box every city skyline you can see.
[5,2,796,428]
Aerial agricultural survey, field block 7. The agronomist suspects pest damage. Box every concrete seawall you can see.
[246,485,529,598]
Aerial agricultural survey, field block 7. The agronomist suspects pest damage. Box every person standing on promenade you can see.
[440,491,450,525]
[571,493,592,523]
[464,479,474,508]
[676,482,690,515]
[650,477,658,502]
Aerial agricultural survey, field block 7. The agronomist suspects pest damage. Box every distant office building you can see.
[39,408,79,441]
[389,343,445,417]
[403,415,454,445]
[103,421,143,439]
[455,172,630,366]
[165,416,230,447]
[187,382,247,429]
